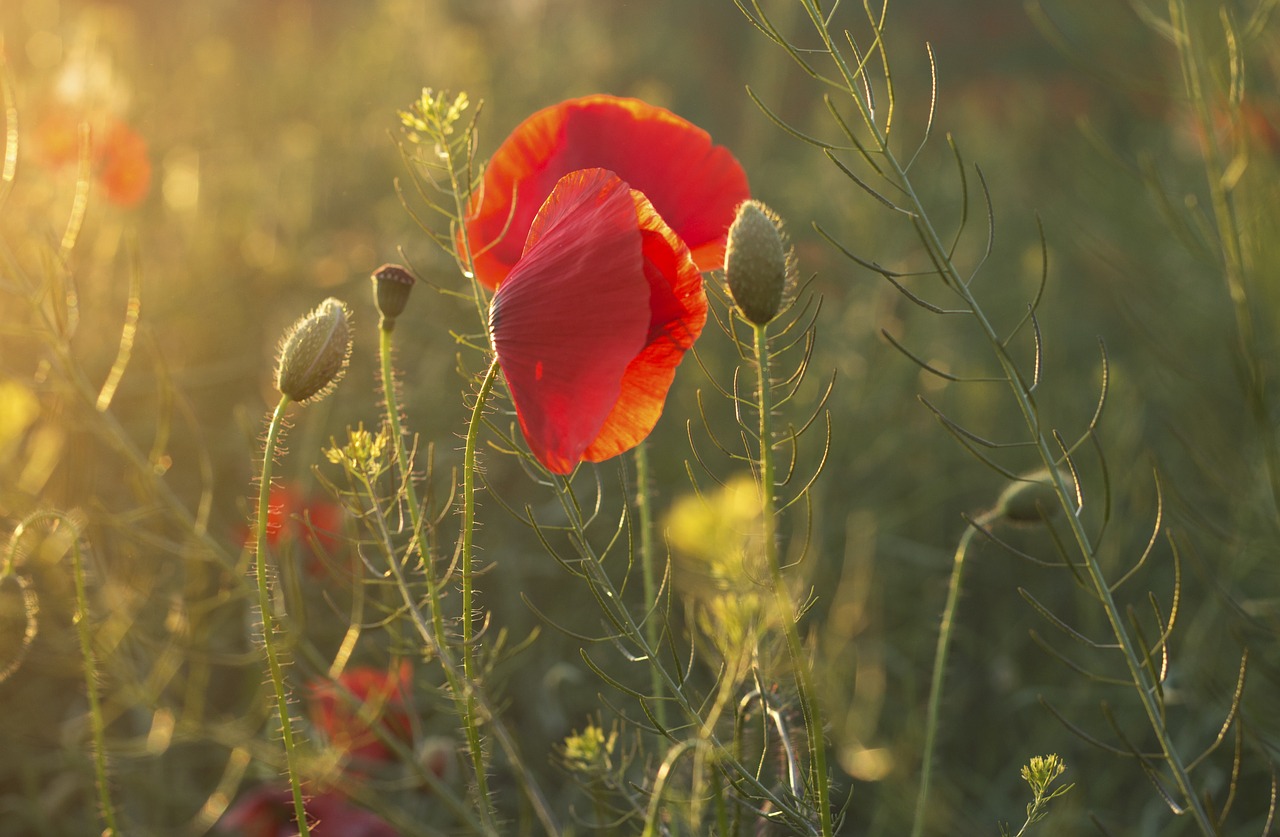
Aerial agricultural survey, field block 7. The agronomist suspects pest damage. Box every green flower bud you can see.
[995,468,1068,524]
[724,200,792,326]
[372,263,416,329]
[274,298,353,404]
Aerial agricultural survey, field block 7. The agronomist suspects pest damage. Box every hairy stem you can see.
[753,321,833,837]
[255,395,310,837]
[459,357,501,821]
[378,324,500,830]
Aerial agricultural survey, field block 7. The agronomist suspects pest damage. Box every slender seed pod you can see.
[724,199,793,326]
[372,263,416,330]
[274,298,353,403]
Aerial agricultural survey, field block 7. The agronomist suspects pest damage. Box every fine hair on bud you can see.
[274,298,353,403]
[372,263,417,328]
[995,467,1069,525]
[724,199,794,326]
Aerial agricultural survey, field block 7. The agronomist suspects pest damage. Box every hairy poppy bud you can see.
[995,468,1068,524]
[724,200,791,326]
[372,263,416,329]
[275,298,353,403]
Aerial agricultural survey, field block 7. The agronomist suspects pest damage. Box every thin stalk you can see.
[378,324,498,830]
[793,3,1215,828]
[24,511,121,837]
[911,513,995,837]
[459,358,501,813]
[255,395,310,837]
[752,321,832,837]
[378,324,451,662]
[633,441,669,730]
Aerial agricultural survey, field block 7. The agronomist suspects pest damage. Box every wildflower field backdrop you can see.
[1,1,1279,835]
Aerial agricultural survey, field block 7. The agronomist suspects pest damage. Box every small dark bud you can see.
[372,263,416,328]
[274,298,353,404]
[724,200,792,326]
[995,468,1068,524]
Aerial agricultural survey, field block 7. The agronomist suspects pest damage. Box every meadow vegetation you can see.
[1,1,1278,835]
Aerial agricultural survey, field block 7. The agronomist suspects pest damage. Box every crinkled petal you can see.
[489,169,651,474]
[466,95,749,288]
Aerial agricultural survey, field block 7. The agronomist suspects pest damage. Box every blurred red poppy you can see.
[216,785,398,837]
[488,168,705,474]
[29,109,152,207]
[307,661,414,764]
[95,118,152,207]
[245,483,345,575]
[464,94,748,288]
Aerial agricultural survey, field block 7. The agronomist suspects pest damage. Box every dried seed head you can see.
[274,298,353,404]
[372,263,416,328]
[995,468,1068,524]
[724,200,792,326]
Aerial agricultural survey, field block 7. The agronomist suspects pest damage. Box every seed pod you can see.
[995,468,1068,524]
[372,263,416,329]
[724,200,792,326]
[274,298,353,404]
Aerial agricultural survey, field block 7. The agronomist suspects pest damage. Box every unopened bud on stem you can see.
[372,263,416,330]
[274,298,353,404]
[724,200,793,326]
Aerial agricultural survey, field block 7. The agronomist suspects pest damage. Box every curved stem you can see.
[459,359,500,806]
[255,395,310,837]
[910,514,993,837]
[753,321,832,837]
[633,441,669,730]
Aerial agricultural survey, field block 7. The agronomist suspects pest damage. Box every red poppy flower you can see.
[216,785,398,837]
[488,168,705,474]
[307,661,414,764]
[465,94,748,288]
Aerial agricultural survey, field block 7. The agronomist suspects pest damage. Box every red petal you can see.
[465,95,749,288]
[489,169,652,474]
[582,191,705,462]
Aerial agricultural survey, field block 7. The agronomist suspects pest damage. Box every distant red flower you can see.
[464,94,748,288]
[29,109,152,207]
[488,168,705,474]
[307,662,413,764]
[95,118,152,207]
[246,483,345,575]
[216,785,398,837]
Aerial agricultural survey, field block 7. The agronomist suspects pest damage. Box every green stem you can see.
[752,322,832,837]
[255,395,310,837]
[378,325,499,830]
[460,358,501,808]
[633,441,669,730]
[378,324,451,659]
[910,515,993,837]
